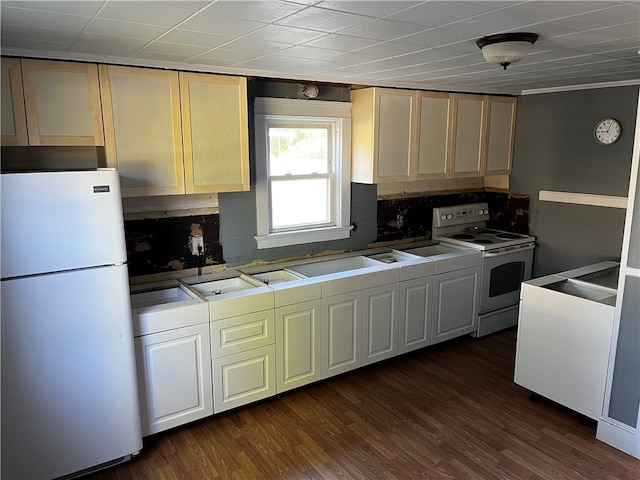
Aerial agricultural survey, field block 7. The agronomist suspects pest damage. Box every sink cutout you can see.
[288,256,380,277]
[252,270,306,285]
[131,287,195,308]
[191,277,258,296]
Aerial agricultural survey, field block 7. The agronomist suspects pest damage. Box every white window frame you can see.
[254,98,352,249]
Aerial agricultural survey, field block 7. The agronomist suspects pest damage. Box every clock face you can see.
[594,118,621,145]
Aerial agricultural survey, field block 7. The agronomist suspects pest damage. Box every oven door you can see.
[480,245,534,313]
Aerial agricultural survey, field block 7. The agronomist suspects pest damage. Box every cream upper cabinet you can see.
[100,65,249,197]
[351,87,416,184]
[1,58,103,146]
[352,88,500,188]
[1,58,27,146]
[100,65,185,197]
[450,94,486,177]
[179,72,249,194]
[415,91,452,180]
[484,96,517,175]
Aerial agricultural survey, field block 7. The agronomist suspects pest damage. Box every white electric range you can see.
[433,202,536,337]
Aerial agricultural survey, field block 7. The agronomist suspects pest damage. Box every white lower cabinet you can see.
[135,323,213,436]
[431,266,481,345]
[398,277,434,354]
[212,344,276,414]
[276,299,322,393]
[322,291,362,379]
[362,284,399,366]
[210,308,276,413]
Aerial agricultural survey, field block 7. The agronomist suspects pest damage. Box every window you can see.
[254,98,352,249]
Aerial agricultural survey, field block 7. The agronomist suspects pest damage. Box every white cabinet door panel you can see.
[322,292,362,379]
[398,277,433,354]
[362,284,399,365]
[135,323,213,436]
[276,300,322,393]
[212,345,276,413]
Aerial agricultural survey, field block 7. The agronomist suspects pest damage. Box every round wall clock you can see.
[594,118,622,145]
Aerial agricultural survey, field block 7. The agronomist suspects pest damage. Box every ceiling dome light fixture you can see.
[476,32,539,70]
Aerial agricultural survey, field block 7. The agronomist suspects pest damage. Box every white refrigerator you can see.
[1,169,142,479]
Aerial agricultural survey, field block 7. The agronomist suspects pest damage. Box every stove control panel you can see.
[433,203,490,227]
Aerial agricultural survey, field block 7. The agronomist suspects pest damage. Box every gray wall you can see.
[511,86,639,277]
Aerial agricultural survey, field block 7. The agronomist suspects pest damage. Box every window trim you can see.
[254,97,352,249]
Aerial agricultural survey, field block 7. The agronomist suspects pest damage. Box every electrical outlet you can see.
[190,235,204,255]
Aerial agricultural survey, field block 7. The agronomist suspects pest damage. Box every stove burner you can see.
[474,239,494,244]
[451,233,475,240]
[496,233,522,239]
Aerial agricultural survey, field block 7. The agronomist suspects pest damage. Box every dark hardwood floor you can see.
[88,328,640,479]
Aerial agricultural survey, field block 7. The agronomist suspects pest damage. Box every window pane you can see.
[271,178,330,229]
[268,128,329,175]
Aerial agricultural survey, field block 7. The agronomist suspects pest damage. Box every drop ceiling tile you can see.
[331,62,395,74]
[71,33,149,56]
[83,18,167,41]
[2,1,103,16]
[327,51,386,64]
[220,37,291,54]
[553,5,639,30]
[186,56,243,67]
[202,0,306,23]
[317,1,420,18]
[242,24,326,44]
[97,1,208,27]
[352,41,425,57]
[2,24,79,44]
[386,1,501,28]
[339,18,427,41]
[303,33,381,51]
[178,9,266,36]
[234,55,306,70]
[393,48,467,67]
[138,41,210,57]
[128,51,195,63]
[277,45,345,59]
[1,6,91,31]
[591,22,640,40]
[1,36,72,51]
[275,6,371,32]
[395,26,477,48]
[196,49,263,63]
[158,29,234,48]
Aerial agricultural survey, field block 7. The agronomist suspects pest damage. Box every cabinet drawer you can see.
[212,344,276,413]
[210,309,275,358]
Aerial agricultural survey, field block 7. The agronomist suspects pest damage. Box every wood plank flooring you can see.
[88,328,640,479]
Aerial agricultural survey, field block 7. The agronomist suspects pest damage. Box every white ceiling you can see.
[2,0,639,95]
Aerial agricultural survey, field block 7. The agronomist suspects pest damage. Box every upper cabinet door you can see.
[179,72,249,194]
[351,87,415,184]
[100,65,185,197]
[376,89,415,183]
[416,92,452,180]
[485,97,517,175]
[451,94,486,177]
[1,58,28,146]
[21,59,104,146]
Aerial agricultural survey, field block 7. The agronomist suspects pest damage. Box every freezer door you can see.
[1,169,127,278]
[1,264,142,479]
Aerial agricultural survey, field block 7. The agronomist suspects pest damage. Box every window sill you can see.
[255,225,353,249]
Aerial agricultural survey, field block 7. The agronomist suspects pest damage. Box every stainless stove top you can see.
[432,203,535,252]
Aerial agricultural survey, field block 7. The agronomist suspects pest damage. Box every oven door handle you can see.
[483,244,536,258]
